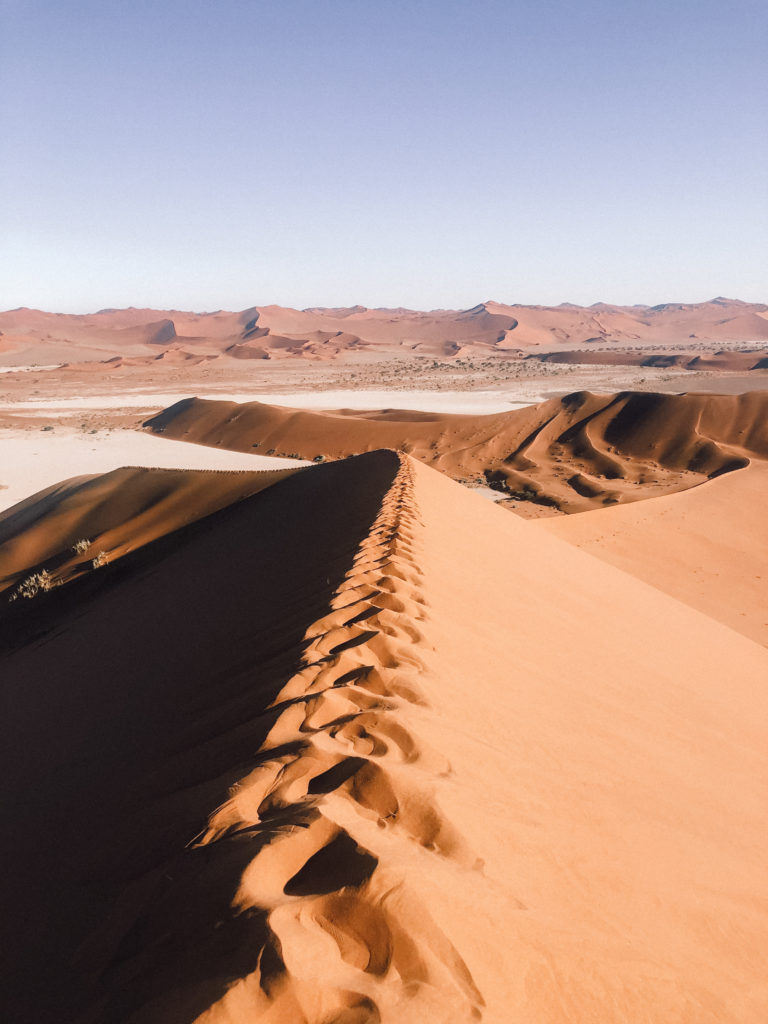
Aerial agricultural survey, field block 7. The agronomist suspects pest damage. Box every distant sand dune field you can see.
[2,298,768,367]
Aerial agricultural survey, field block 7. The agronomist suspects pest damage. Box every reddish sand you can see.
[145,390,768,514]
[0,465,299,596]
[0,449,766,1023]
[533,348,768,370]
[2,297,767,367]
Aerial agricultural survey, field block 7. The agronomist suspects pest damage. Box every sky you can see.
[1,0,766,312]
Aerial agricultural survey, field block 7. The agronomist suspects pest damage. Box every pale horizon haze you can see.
[1,0,766,314]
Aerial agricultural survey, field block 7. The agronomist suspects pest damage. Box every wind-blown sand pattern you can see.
[1,447,767,1023]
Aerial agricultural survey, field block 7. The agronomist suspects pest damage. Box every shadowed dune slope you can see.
[0,450,766,1023]
[146,390,768,513]
[538,459,768,646]
[0,451,400,1024]
[0,465,300,595]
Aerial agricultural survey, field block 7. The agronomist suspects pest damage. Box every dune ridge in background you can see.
[1,450,766,1023]
[145,389,768,514]
[2,297,768,367]
[535,348,768,370]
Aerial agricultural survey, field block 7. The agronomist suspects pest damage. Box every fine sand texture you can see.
[145,389,768,514]
[0,450,766,1023]
[539,458,768,646]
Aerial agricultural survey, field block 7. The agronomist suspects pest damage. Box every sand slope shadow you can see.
[0,451,401,1024]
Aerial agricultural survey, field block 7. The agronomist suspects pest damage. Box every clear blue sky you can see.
[1,0,766,312]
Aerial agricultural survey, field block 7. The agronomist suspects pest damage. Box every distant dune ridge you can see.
[0,449,766,1023]
[145,389,768,514]
[1,297,767,366]
[534,348,768,370]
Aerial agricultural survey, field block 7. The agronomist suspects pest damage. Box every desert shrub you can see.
[92,551,109,568]
[10,569,56,601]
[72,538,91,554]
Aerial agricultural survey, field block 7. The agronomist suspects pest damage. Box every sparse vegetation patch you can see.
[9,569,57,601]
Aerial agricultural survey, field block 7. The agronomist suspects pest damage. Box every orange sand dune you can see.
[0,450,765,1023]
[146,389,768,514]
[63,348,215,371]
[0,465,299,596]
[114,318,178,346]
[539,458,768,646]
[2,297,767,365]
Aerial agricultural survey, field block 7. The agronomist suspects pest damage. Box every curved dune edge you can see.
[537,459,768,646]
[0,465,300,596]
[192,455,484,1023]
[145,390,768,514]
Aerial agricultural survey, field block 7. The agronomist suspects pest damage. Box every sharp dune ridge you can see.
[0,465,301,597]
[0,449,766,1022]
[145,389,768,514]
[191,455,484,1023]
[2,298,768,366]
[0,453,402,1023]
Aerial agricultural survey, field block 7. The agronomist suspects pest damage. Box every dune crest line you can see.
[192,454,484,1024]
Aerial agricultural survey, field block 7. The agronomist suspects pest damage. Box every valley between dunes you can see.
[0,389,766,1024]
